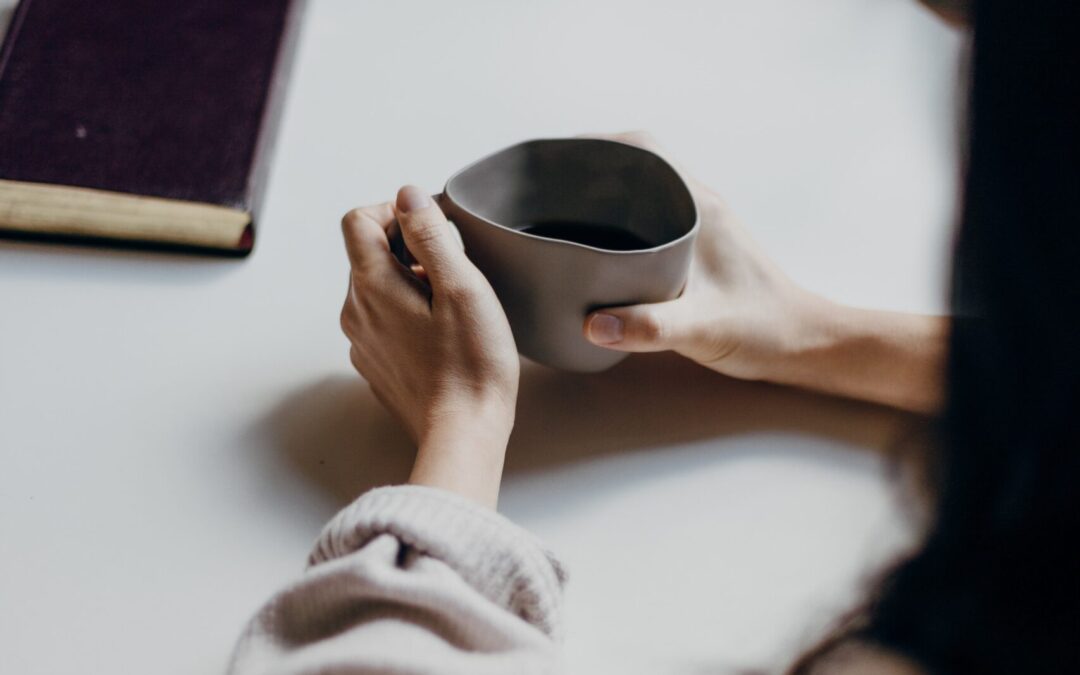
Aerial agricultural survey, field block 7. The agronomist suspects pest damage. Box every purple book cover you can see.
[0,0,305,254]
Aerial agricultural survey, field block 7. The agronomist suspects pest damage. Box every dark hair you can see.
[794,1,1080,672]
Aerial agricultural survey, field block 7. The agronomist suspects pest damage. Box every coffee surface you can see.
[517,220,655,250]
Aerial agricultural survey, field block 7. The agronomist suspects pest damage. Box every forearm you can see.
[773,297,948,414]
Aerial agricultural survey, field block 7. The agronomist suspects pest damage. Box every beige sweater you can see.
[229,485,567,674]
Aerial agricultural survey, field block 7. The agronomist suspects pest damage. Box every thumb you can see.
[584,299,688,352]
[394,185,467,290]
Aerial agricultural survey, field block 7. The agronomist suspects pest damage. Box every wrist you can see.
[770,294,867,381]
[419,399,514,456]
[409,395,515,508]
[752,289,845,384]
[770,296,947,413]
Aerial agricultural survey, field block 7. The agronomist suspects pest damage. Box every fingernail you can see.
[397,185,432,213]
[588,313,624,344]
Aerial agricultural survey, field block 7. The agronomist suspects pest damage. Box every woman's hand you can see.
[584,132,947,414]
[340,186,519,508]
[582,131,820,382]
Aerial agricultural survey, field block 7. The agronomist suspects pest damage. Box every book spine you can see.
[242,0,309,250]
[0,0,33,81]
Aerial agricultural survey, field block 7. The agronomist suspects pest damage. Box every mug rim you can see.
[441,137,700,256]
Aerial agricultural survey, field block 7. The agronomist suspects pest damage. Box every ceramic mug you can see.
[398,138,699,372]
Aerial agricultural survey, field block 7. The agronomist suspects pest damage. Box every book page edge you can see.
[0,179,251,249]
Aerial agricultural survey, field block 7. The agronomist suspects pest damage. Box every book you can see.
[0,0,305,254]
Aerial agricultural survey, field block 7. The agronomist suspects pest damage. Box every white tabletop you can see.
[0,1,962,672]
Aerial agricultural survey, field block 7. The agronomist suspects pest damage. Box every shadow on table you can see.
[0,237,240,286]
[255,352,912,509]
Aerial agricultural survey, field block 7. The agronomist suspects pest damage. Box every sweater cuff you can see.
[308,485,567,638]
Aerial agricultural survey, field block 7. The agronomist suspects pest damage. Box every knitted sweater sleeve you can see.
[228,485,567,675]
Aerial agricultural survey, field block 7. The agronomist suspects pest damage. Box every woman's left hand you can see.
[340,186,520,508]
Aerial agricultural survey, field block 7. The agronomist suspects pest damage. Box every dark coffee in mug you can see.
[517,220,655,251]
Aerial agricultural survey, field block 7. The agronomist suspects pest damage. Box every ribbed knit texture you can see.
[309,485,567,637]
[229,485,567,674]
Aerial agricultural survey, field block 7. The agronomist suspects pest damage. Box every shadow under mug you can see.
[398,138,699,372]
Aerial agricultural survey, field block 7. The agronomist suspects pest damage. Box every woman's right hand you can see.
[582,132,824,382]
[584,132,947,413]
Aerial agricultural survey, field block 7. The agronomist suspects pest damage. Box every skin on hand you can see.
[583,131,947,415]
[582,131,818,381]
[916,0,969,27]
[340,186,519,508]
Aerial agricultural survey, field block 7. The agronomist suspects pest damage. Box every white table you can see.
[0,1,962,672]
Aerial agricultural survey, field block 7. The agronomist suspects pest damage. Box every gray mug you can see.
[407,138,699,372]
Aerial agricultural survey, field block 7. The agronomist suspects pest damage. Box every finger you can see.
[352,202,397,231]
[341,205,394,272]
[349,345,372,380]
[409,264,429,283]
[393,185,471,291]
[340,283,358,338]
[583,299,689,353]
[343,203,435,311]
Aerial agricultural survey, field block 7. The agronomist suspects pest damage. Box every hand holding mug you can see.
[584,131,946,413]
[340,186,519,508]
[581,131,819,382]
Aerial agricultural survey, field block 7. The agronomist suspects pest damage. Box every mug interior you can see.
[444,139,696,251]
